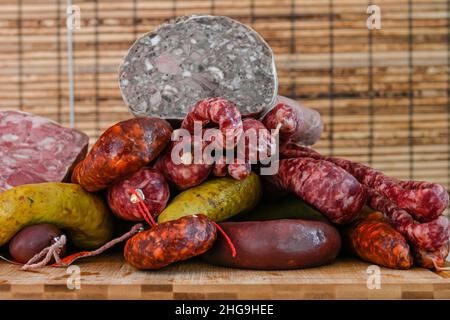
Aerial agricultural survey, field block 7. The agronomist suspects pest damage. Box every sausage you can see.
[106,167,170,221]
[280,143,449,223]
[201,219,341,270]
[367,188,449,253]
[181,97,243,150]
[0,110,89,191]
[154,139,212,190]
[262,96,324,146]
[9,224,66,264]
[119,15,277,120]
[71,117,172,192]
[124,214,217,270]
[264,158,366,224]
[413,240,449,269]
[343,212,413,269]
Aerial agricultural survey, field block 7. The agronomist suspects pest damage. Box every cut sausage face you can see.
[119,15,278,120]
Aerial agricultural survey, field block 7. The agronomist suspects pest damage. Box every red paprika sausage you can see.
[72,117,172,192]
[343,212,413,269]
[107,167,170,221]
[124,214,217,270]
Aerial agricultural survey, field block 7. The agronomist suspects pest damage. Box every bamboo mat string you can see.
[56,0,61,124]
[447,0,450,189]
[328,0,335,157]
[67,0,75,128]
[407,0,414,180]
[367,0,374,166]
[17,0,23,111]
[289,0,296,99]
[94,0,100,135]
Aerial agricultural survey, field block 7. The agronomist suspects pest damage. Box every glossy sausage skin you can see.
[344,212,413,269]
[106,167,170,221]
[124,214,217,270]
[202,219,341,270]
[72,117,172,192]
[265,158,366,224]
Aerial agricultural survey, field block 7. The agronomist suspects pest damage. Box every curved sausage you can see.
[280,143,449,223]
[72,117,172,192]
[124,214,217,270]
[262,96,323,146]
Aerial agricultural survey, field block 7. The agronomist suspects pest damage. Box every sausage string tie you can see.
[211,221,237,258]
[131,189,156,227]
[21,235,67,271]
[20,224,144,271]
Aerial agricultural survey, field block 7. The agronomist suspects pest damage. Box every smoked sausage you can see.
[124,214,217,270]
[72,117,172,192]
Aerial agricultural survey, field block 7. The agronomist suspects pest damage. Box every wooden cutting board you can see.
[0,253,448,299]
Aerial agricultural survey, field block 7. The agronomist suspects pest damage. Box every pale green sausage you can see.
[0,182,113,249]
[158,173,262,223]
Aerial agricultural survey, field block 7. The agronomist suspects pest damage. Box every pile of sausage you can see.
[65,93,448,271]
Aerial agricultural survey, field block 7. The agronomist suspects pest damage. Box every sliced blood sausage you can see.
[124,214,217,270]
[119,15,278,120]
[72,117,172,192]
[0,110,89,191]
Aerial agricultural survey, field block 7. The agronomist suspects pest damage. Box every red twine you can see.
[131,189,156,227]
[211,221,236,258]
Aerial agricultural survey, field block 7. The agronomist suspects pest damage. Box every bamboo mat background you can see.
[0,0,449,189]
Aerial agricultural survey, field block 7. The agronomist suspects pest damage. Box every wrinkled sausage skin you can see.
[344,213,413,269]
[124,214,217,270]
[72,117,172,192]
[265,158,366,225]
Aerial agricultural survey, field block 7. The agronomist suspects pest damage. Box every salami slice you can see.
[0,110,89,191]
[119,15,278,120]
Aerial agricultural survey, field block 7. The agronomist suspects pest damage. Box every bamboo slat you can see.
[0,0,448,196]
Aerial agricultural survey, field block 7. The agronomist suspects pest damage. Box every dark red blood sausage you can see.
[9,224,65,264]
[262,96,323,147]
[202,219,341,270]
[181,97,243,149]
[280,144,449,223]
[72,117,172,192]
[154,139,212,190]
[0,110,89,191]
[265,158,366,225]
[124,214,217,270]
[107,167,170,221]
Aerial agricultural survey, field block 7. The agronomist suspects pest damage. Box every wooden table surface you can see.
[0,253,448,300]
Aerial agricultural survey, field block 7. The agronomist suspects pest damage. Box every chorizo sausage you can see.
[106,167,170,221]
[264,158,366,224]
[72,117,172,192]
[154,139,212,190]
[343,212,413,269]
[124,214,217,270]
[280,143,449,223]
[181,97,243,149]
